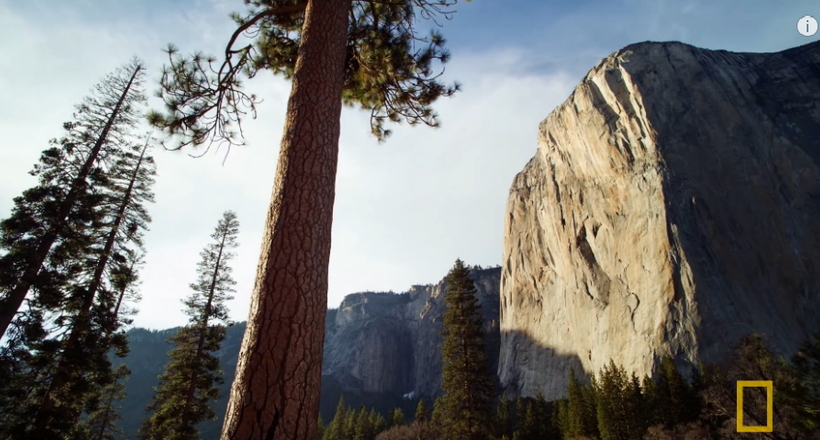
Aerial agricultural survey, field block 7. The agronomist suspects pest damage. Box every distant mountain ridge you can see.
[115,265,502,440]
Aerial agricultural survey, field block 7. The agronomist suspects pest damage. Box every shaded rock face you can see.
[499,41,820,400]
[323,267,501,398]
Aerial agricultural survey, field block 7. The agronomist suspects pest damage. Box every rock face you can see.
[499,41,820,400]
[323,266,501,398]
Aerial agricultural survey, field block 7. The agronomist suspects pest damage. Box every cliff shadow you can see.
[498,329,593,401]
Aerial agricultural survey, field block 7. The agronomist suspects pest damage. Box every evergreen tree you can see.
[565,369,584,439]
[389,407,405,428]
[555,399,569,439]
[353,406,369,440]
[439,259,494,440]
[432,396,445,425]
[32,136,157,433]
[414,399,429,423]
[138,211,239,440]
[532,392,552,440]
[324,397,348,440]
[86,365,130,440]
[0,58,147,339]
[581,376,600,438]
[595,361,636,440]
[495,394,512,439]
[367,408,386,438]
[343,408,357,440]
[317,416,326,440]
[514,395,526,437]
[0,59,152,440]
[783,333,820,433]
[149,1,471,437]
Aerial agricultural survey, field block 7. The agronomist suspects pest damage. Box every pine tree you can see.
[414,399,429,423]
[148,2,472,437]
[439,259,494,440]
[532,392,551,440]
[32,136,157,433]
[367,408,386,438]
[566,369,584,439]
[0,58,147,339]
[0,59,152,440]
[389,407,405,428]
[138,211,238,440]
[495,394,512,439]
[324,397,348,440]
[784,333,820,433]
[317,416,327,440]
[86,365,130,440]
[581,376,600,438]
[432,397,445,426]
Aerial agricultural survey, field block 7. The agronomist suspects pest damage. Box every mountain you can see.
[323,266,501,399]
[498,40,820,400]
[113,39,820,437]
[114,266,501,439]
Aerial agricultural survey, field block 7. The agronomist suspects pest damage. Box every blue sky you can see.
[0,0,817,330]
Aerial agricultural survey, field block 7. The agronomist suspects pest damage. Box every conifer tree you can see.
[514,395,526,437]
[414,399,428,423]
[783,333,820,433]
[432,396,445,426]
[495,394,512,439]
[368,408,386,436]
[389,407,405,428]
[139,211,239,440]
[439,259,494,440]
[532,392,552,440]
[86,365,130,440]
[324,397,348,440]
[566,369,584,439]
[0,58,147,339]
[595,360,645,440]
[0,60,152,440]
[317,416,326,440]
[148,2,472,437]
[32,136,157,433]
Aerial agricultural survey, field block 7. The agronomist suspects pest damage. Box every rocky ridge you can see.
[499,40,820,399]
[323,266,501,399]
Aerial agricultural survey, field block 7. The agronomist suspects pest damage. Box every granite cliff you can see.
[499,40,820,400]
[323,266,501,399]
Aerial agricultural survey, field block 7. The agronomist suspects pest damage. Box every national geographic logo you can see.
[736,381,773,433]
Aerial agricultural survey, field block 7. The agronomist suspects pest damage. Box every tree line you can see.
[317,260,820,440]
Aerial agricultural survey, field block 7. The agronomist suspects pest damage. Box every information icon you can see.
[798,15,818,37]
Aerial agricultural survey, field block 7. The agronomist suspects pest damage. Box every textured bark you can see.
[0,63,143,339]
[220,1,349,439]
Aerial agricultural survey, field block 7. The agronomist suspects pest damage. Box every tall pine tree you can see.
[139,211,239,440]
[0,60,153,440]
[32,136,157,434]
[147,2,472,437]
[439,259,494,440]
[0,58,147,339]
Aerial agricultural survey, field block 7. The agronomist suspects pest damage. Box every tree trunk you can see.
[0,63,143,339]
[33,138,148,429]
[220,0,349,439]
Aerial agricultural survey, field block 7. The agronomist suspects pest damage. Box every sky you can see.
[0,0,817,330]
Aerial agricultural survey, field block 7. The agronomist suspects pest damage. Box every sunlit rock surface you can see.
[499,40,820,399]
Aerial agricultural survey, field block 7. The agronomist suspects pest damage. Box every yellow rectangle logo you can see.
[736,380,773,432]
